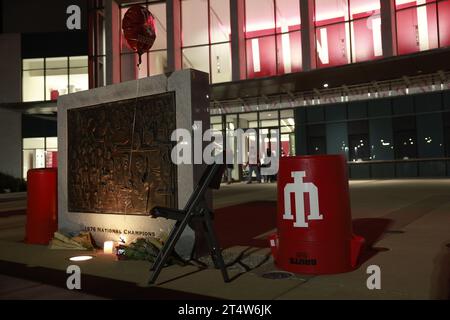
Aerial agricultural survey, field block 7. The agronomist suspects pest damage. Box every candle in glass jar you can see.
[103,241,114,254]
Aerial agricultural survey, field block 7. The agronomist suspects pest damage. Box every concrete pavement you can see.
[0,180,449,299]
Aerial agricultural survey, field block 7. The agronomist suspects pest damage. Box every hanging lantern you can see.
[122,5,157,66]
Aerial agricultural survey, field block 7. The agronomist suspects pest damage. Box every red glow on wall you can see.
[316,22,349,68]
[396,3,439,55]
[352,16,383,62]
[314,0,383,68]
[246,36,277,78]
[246,25,302,79]
[438,0,450,47]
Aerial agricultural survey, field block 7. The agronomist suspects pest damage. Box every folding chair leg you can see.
[149,216,191,285]
[203,211,229,283]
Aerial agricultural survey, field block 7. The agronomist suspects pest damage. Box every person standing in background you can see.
[226,147,234,185]
[246,151,261,184]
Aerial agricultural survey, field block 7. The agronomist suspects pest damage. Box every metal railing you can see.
[209,71,450,115]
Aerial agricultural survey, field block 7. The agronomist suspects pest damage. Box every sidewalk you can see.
[0,181,449,300]
[0,192,26,215]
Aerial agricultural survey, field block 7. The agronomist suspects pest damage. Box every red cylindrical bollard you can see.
[26,168,58,245]
[269,155,364,274]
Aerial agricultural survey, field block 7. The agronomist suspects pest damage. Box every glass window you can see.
[259,111,278,121]
[245,0,275,36]
[149,51,168,76]
[307,124,327,155]
[260,120,280,127]
[226,114,238,130]
[348,120,370,161]
[211,116,224,131]
[444,112,450,157]
[152,3,168,51]
[182,46,210,74]
[416,113,444,158]
[245,0,302,79]
[22,137,58,180]
[315,0,382,67]
[69,56,89,94]
[46,137,58,149]
[395,0,439,55]
[438,0,450,48]
[369,118,394,161]
[23,69,45,102]
[211,116,223,124]
[121,53,138,82]
[69,56,88,68]
[246,36,277,78]
[211,43,232,83]
[393,116,417,159]
[181,0,231,84]
[210,0,231,43]
[280,110,295,133]
[259,111,279,130]
[315,22,350,67]
[23,58,44,70]
[276,0,301,31]
[46,57,68,69]
[22,56,88,102]
[182,0,209,46]
[327,122,349,158]
[276,31,302,74]
[137,52,149,79]
[23,138,45,149]
[45,57,69,101]
[351,14,382,62]
[239,113,258,128]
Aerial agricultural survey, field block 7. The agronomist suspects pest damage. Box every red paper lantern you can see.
[122,5,157,66]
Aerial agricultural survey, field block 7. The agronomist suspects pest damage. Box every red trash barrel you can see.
[269,155,365,274]
[26,168,58,245]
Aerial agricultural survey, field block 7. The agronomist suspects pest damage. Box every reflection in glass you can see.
[396,3,439,55]
[182,46,210,74]
[182,0,209,46]
[210,0,231,43]
[211,43,232,83]
[149,51,168,76]
[23,69,45,102]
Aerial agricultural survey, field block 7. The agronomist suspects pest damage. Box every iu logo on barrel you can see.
[283,171,323,228]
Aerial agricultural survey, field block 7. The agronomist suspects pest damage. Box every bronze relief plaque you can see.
[67,93,177,215]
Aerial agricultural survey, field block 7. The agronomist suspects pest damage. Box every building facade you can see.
[0,0,89,179]
[1,0,450,180]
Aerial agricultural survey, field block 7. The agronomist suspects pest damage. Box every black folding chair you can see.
[148,163,229,285]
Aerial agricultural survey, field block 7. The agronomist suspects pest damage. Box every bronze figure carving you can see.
[67,93,177,215]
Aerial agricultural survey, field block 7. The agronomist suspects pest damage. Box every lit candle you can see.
[103,241,114,254]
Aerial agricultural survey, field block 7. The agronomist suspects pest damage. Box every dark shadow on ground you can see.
[352,218,393,265]
[430,241,450,300]
[0,210,26,217]
[214,201,277,249]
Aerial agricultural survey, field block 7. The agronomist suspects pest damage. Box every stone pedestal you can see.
[57,69,210,259]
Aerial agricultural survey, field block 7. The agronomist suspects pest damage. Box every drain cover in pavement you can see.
[261,271,293,280]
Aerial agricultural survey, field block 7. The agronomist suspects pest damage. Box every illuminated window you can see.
[181,0,231,84]
[280,110,296,156]
[395,0,438,55]
[438,0,450,47]
[314,0,382,68]
[22,56,88,102]
[120,2,168,81]
[22,137,58,180]
[245,0,302,79]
